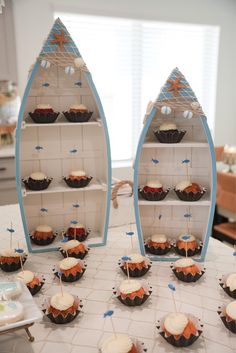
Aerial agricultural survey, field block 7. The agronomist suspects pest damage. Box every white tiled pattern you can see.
[0,204,236,353]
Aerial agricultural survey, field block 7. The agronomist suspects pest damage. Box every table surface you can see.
[0,204,236,353]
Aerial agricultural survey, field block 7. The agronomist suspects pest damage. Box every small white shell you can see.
[74,57,85,68]
[183,110,193,119]
[41,60,50,69]
[161,106,171,115]
[65,66,75,75]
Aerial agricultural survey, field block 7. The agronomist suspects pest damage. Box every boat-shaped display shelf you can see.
[15,18,111,253]
[133,68,216,261]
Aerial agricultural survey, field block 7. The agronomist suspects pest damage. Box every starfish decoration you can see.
[51,30,70,50]
[167,76,187,95]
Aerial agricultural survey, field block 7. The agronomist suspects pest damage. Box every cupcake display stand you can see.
[15,19,111,253]
[133,68,216,261]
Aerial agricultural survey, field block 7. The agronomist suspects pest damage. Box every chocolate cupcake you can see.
[219,273,236,299]
[145,234,171,255]
[113,279,152,307]
[17,270,45,296]
[0,249,27,272]
[63,104,93,123]
[139,180,169,201]
[29,104,59,124]
[44,291,82,324]
[99,334,147,353]
[23,172,52,191]
[63,170,92,188]
[60,239,89,260]
[174,234,202,257]
[218,301,236,334]
[66,222,89,242]
[154,122,186,143]
[54,257,86,282]
[174,180,206,202]
[119,253,151,277]
[30,224,56,246]
[157,312,203,347]
[171,258,205,282]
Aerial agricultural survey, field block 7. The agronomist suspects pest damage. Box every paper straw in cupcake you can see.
[61,236,69,257]
[7,223,15,249]
[126,227,134,249]
[15,245,24,272]
[122,256,131,281]
[70,220,78,240]
[35,145,43,171]
[57,271,64,296]
[168,283,177,312]
[103,310,116,338]
[39,207,48,224]
[182,235,191,258]
[182,158,190,180]
[69,147,78,170]
[73,202,80,224]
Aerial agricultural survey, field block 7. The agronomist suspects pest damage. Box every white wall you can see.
[13,0,236,148]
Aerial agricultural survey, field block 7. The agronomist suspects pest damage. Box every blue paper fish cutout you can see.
[40,208,48,213]
[182,235,190,241]
[70,220,78,225]
[74,81,82,87]
[15,248,24,254]
[151,158,159,165]
[182,159,190,164]
[70,149,78,154]
[168,283,176,291]
[35,145,43,151]
[103,310,114,318]
[42,82,50,87]
[184,213,192,218]
[73,204,80,208]
[122,256,131,261]
[61,236,69,243]
[7,228,15,233]
[158,214,162,220]
[126,231,134,236]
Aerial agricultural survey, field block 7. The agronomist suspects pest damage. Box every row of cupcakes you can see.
[23,170,92,191]
[28,104,93,123]
[139,179,206,202]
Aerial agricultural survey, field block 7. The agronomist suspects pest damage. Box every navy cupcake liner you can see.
[43,302,83,325]
[139,188,170,201]
[60,247,89,260]
[63,111,93,123]
[28,280,45,296]
[174,188,206,202]
[29,111,59,124]
[173,243,202,257]
[30,234,56,246]
[0,255,27,272]
[171,266,205,283]
[23,177,52,191]
[113,283,152,307]
[63,176,92,189]
[53,267,86,283]
[218,307,236,334]
[219,279,236,299]
[118,263,151,278]
[145,243,171,255]
[153,129,186,144]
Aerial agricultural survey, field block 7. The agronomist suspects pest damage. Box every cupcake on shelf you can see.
[0,248,27,272]
[139,180,170,201]
[63,170,92,188]
[218,301,236,334]
[59,238,89,260]
[66,221,90,242]
[145,234,171,255]
[29,104,59,124]
[153,122,186,144]
[53,257,86,282]
[17,270,45,296]
[44,291,82,324]
[219,273,236,299]
[118,253,151,277]
[174,180,206,202]
[63,104,93,123]
[157,312,203,347]
[174,234,202,257]
[171,258,205,283]
[30,224,56,246]
[99,334,147,353]
[114,278,152,307]
[22,171,52,191]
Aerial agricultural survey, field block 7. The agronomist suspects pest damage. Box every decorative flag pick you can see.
[58,271,63,296]
[15,245,24,272]
[182,235,190,258]
[126,230,134,249]
[70,148,78,154]
[7,223,15,249]
[182,158,190,179]
[103,310,116,338]
[122,256,131,281]
[71,220,78,240]
[168,283,177,312]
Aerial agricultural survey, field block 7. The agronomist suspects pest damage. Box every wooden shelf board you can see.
[143,141,209,148]
[22,120,102,128]
[138,195,211,206]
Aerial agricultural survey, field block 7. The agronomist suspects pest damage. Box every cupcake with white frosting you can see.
[218,300,236,333]
[145,234,171,255]
[114,279,152,306]
[119,253,151,277]
[171,258,205,282]
[23,171,53,191]
[0,248,27,272]
[157,312,202,347]
[154,121,186,143]
[63,103,93,122]
[63,170,92,189]
[175,234,202,257]
[31,224,56,246]
[99,334,145,353]
[29,104,59,124]
[66,222,89,242]
[45,291,82,324]
[54,257,86,282]
[60,239,89,259]
[220,273,236,299]
[175,180,206,202]
[17,270,44,296]
[139,180,170,201]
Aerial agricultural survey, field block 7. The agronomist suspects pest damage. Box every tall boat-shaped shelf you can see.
[133,68,216,262]
[15,19,111,253]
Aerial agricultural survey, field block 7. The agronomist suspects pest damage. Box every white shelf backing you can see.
[143,141,209,148]
[22,118,102,128]
[138,194,211,206]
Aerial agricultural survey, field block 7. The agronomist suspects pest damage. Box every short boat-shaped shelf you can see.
[133,68,216,262]
[15,18,111,253]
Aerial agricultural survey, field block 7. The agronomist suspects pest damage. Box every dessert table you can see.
[0,204,236,353]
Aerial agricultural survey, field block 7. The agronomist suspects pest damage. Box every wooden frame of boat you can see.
[133,68,216,262]
[15,19,111,253]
